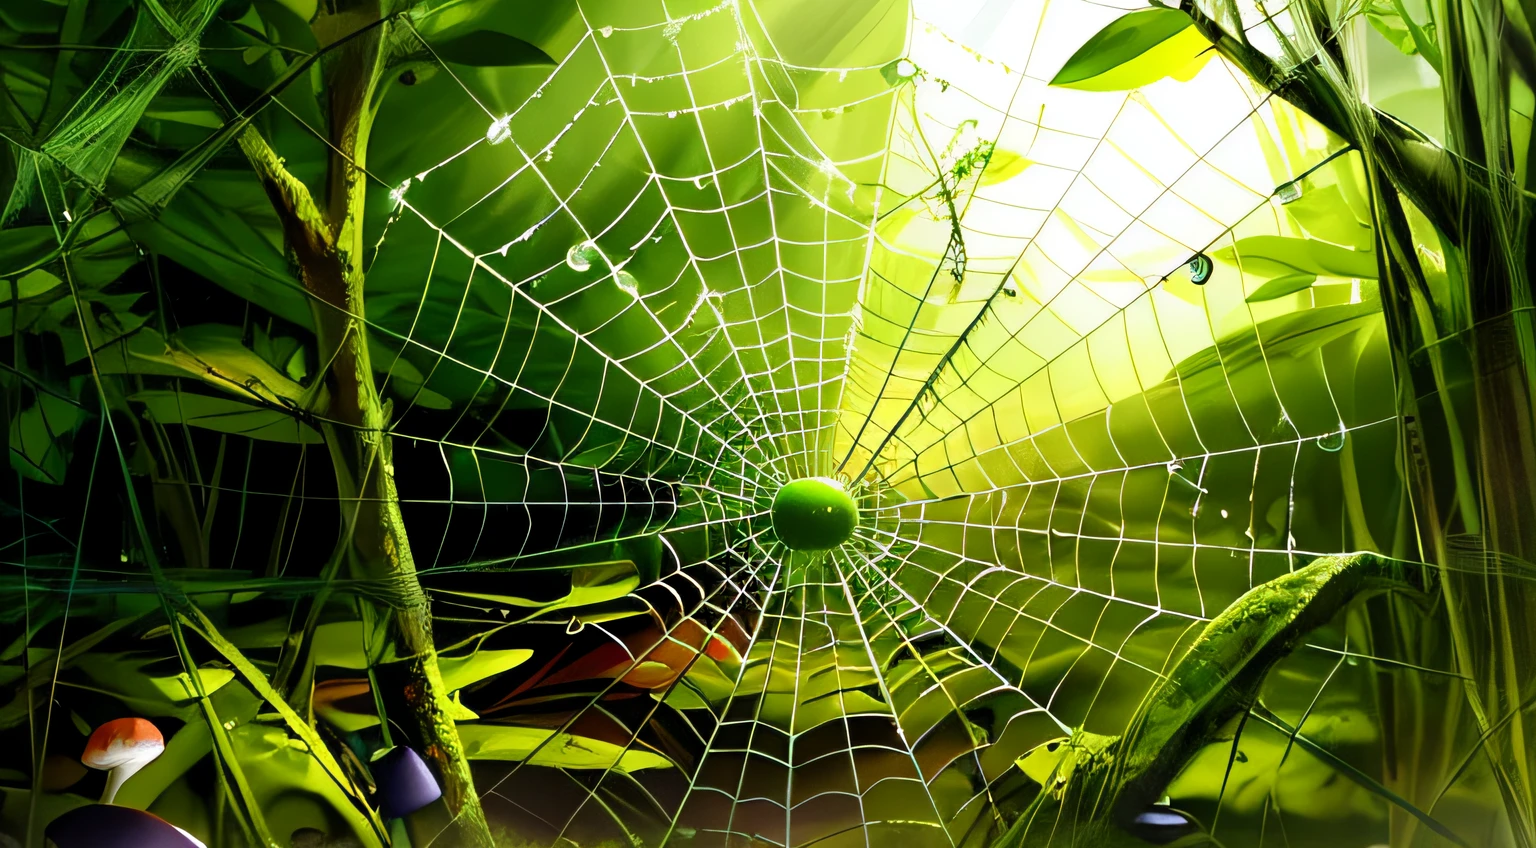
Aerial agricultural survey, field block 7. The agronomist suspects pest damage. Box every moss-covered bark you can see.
[236,1,495,843]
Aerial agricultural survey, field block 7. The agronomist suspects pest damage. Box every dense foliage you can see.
[0,0,1531,846]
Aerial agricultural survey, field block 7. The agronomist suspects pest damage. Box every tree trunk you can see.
[1183,0,1536,840]
[239,2,496,843]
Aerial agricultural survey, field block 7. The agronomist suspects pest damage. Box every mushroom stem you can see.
[101,763,144,805]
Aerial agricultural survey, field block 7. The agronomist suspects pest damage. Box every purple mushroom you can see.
[369,746,442,819]
[1128,804,1204,845]
[44,804,205,848]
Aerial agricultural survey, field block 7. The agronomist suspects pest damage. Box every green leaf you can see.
[2,268,63,300]
[1365,0,1441,71]
[178,604,380,828]
[978,147,1032,186]
[1049,8,1210,91]
[147,666,238,703]
[126,182,313,330]
[1168,301,1380,382]
[309,620,375,669]
[430,30,557,67]
[9,391,83,484]
[1245,273,1319,303]
[252,0,319,53]
[433,559,640,613]
[1281,183,1375,250]
[439,647,533,692]
[880,58,916,86]
[457,722,674,771]
[132,389,322,443]
[0,225,59,277]
[1213,235,1378,279]
[115,324,313,408]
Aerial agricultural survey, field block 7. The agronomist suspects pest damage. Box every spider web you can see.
[356,0,1394,844]
[1,0,1418,845]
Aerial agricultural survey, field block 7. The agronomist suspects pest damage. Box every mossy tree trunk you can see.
[1182,0,1536,841]
[238,1,495,844]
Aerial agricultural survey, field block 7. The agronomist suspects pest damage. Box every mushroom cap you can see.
[44,804,202,848]
[82,718,164,770]
[369,746,441,819]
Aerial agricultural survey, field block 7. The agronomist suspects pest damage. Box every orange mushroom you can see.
[81,718,164,804]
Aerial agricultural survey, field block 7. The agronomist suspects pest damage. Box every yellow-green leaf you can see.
[978,148,1033,185]
[1050,8,1211,92]
[148,666,238,703]
[457,723,674,771]
[1213,235,1378,279]
[1245,273,1319,303]
[439,648,534,692]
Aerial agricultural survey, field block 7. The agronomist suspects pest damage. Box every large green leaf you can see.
[1049,7,1210,91]
[9,390,84,484]
[1214,235,1379,279]
[0,225,59,276]
[132,389,322,443]
[126,181,313,330]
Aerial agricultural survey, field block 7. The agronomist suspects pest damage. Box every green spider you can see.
[994,553,1424,848]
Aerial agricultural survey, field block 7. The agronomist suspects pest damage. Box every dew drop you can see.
[1187,252,1213,285]
[615,269,639,297]
[599,26,614,37]
[566,241,600,272]
[1315,428,1346,452]
[486,115,512,145]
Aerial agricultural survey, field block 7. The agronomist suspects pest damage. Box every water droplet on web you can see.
[486,115,513,145]
[389,178,411,205]
[599,26,614,38]
[1315,428,1346,452]
[566,241,600,272]
[615,270,639,297]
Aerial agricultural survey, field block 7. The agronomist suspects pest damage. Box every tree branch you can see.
[1177,0,1464,237]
